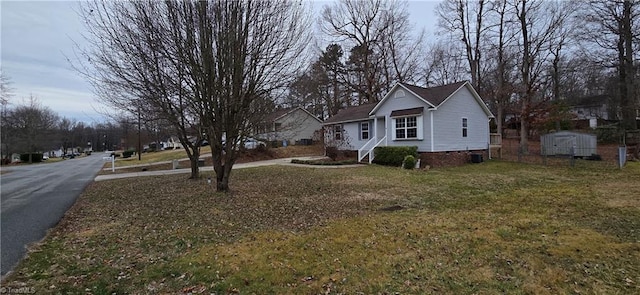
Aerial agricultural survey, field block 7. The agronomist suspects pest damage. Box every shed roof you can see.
[390,107,424,117]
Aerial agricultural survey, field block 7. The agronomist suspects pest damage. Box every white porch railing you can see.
[358,136,387,163]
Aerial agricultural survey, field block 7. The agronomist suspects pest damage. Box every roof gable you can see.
[401,81,467,107]
[266,107,322,123]
[370,81,467,114]
[372,81,493,118]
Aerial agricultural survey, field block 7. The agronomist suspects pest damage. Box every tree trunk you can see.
[216,162,234,192]
[518,0,530,155]
[496,105,504,136]
[621,0,637,130]
[213,145,237,192]
[519,106,529,155]
[188,148,200,179]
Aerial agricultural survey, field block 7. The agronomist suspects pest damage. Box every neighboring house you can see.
[165,136,183,150]
[255,107,323,144]
[50,148,64,158]
[567,95,614,128]
[323,81,495,163]
[568,95,612,121]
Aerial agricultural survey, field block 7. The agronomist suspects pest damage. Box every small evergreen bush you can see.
[402,155,417,169]
[372,146,418,166]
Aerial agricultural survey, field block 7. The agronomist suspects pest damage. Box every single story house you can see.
[323,81,495,164]
[255,107,323,145]
[567,95,614,128]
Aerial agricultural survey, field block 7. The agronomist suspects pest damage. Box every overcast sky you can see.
[1,0,440,125]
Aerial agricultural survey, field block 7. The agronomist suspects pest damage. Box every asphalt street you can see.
[1,154,106,276]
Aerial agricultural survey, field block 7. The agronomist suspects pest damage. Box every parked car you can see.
[243,138,266,149]
[42,155,49,160]
[222,137,266,150]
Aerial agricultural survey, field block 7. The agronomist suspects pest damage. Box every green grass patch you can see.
[3,161,639,294]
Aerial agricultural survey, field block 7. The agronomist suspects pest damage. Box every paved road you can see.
[1,154,106,276]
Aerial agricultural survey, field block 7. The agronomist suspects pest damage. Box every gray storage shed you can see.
[540,131,597,157]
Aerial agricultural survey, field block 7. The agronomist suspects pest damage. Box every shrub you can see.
[402,155,417,169]
[372,146,418,167]
[122,149,136,158]
[20,153,43,163]
[255,144,267,153]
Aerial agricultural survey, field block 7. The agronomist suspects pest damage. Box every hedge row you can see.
[19,153,43,163]
[372,146,418,167]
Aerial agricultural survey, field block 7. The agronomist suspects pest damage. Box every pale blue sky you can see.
[1,0,440,124]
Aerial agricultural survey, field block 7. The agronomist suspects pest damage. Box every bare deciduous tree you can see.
[437,0,489,89]
[481,0,518,135]
[579,0,639,130]
[321,0,423,104]
[1,71,14,162]
[78,0,310,191]
[422,41,468,87]
[78,0,207,179]
[202,0,311,191]
[514,0,570,153]
[5,96,59,163]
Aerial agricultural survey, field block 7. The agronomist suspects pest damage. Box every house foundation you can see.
[418,150,489,168]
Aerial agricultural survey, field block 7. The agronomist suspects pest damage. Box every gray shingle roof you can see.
[400,81,466,107]
[323,103,377,124]
[324,81,468,124]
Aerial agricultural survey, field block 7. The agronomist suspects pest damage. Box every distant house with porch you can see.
[567,95,615,128]
[323,81,498,164]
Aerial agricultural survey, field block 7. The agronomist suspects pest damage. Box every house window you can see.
[360,122,369,140]
[395,116,418,139]
[274,123,282,132]
[462,118,468,137]
[334,124,343,140]
[394,90,405,98]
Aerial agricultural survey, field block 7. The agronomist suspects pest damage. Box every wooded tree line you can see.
[289,0,639,153]
[0,90,141,163]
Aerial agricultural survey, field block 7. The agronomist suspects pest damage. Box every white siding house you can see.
[255,107,323,144]
[323,81,494,162]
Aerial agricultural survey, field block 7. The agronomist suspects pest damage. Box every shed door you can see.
[553,135,576,155]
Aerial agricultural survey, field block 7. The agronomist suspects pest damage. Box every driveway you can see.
[1,154,105,276]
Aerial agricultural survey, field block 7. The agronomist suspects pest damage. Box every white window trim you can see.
[394,90,405,98]
[360,121,369,140]
[391,115,423,141]
[334,124,343,140]
[462,117,468,138]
